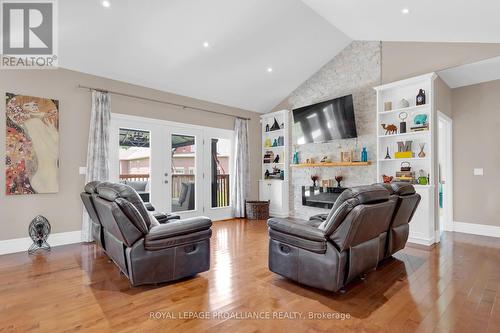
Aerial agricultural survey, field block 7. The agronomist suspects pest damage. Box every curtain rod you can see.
[77,84,251,121]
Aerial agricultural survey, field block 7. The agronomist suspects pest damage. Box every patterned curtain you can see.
[81,90,111,242]
[231,118,250,218]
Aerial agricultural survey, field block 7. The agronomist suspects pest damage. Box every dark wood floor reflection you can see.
[1,219,500,332]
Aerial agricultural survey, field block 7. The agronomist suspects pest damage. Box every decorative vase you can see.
[361,147,368,162]
[416,89,426,106]
[398,98,410,109]
[335,175,343,188]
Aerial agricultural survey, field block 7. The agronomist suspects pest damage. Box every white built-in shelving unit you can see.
[259,110,289,217]
[375,73,438,246]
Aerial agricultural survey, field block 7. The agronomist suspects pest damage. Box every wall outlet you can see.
[474,168,484,176]
[79,167,87,175]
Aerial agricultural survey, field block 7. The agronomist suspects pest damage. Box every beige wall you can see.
[435,76,452,118]
[0,68,261,241]
[452,79,500,226]
[382,41,500,83]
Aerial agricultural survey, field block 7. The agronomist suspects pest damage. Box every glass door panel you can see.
[118,128,151,202]
[211,138,231,208]
[171,134,196,212]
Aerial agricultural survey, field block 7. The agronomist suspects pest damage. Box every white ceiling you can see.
[301,0,500,43]
[438,56,500,88]
[59,0,351,113]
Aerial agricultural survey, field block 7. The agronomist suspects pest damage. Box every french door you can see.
[109,114,233,221]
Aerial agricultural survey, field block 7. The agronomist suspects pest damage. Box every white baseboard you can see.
[408,235,435,246]
[450,221,500,238]
[0,230,82,256]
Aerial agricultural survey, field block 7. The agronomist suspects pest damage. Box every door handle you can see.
[164,173,168,177]
[164,180,169,184]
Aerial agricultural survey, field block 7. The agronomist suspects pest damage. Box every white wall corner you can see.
[0,230,82,256]
[452,221,500,238]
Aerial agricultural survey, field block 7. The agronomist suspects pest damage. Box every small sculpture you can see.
[385,147,391,159]
[273,154,280,163]
[414,114,428,125]
[398,98,410,109]
[265,124,270,132]
[320,156,331,163]
[361,147,368,162]
[270,118,280,131]
[381,123,398,135]
[382,175,393,184]
[272,139,278,147]
[418,143,426,158]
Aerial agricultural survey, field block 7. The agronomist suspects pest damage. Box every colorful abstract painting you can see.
[5,93,59,195]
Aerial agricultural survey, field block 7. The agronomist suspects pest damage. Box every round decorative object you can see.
[398,98,410,109]
[28,215,51,255]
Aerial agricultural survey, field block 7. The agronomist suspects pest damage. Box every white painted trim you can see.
[407,236,435,247]
[0,231,82,256]
[374,72,437,91]
[450,221,500,238]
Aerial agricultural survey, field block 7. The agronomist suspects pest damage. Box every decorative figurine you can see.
[413,114,428,125]
[416,89,426,106]
[272,139,278,147]
[270,118,280,131]
[265,124,270,132]
[273,154,280,163]
[399,111,408,134]
[385,147,391,159]
[265,170,270,179]
[264,138,272,148]
[320,156,331,163]
[381,123,398,135]
[361,147,368,162]
[398,98,410,109]
[382,175,393,184]
[418,143,426,158]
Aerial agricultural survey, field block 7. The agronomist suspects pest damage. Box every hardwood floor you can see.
[1,219,500,332]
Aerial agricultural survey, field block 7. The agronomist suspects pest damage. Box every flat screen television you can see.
[292,94,357,145]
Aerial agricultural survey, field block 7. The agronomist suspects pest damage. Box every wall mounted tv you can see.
[292,94,357,145]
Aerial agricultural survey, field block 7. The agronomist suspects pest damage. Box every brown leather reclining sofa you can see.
[267,182,420,292]
[81,181,212,286]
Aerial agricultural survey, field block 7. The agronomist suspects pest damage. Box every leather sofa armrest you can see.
[309,213,328,222]
[146,217,212,240]
[144,203,155,211]
[267,218,326,242]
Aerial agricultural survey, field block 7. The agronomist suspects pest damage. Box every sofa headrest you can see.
[390,182,416,196]
[318,184,390,235]
[84,181,101,194]
[337,185,389,206]
[96,182,152,228]
[373,182,394,195]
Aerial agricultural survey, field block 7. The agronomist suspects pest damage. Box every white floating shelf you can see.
[378,131,430,139]
[378,104,430,115]
[378,157,429,162]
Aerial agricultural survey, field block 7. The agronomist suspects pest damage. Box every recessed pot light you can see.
[401,8,409,14]
[203,41,210,48]
[102,1,111,8]
[267,67,273,73]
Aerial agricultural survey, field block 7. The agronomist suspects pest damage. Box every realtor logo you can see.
[1,0,57,68]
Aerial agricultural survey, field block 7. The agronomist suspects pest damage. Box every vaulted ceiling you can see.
[59,0,500,113]
[59,0,350,113]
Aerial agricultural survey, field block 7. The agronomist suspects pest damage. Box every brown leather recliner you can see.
[84,181,212,286]
[268,184,398,292]
[381,182,421,258]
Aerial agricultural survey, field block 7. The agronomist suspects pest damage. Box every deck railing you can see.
[118,173,230,208]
